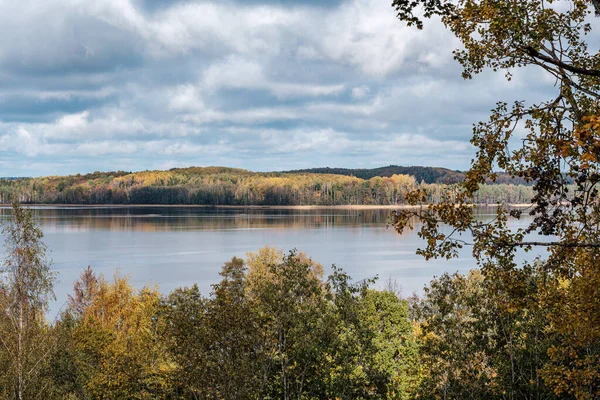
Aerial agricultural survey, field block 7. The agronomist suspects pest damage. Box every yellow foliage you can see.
[540,249,600,398]
[72,273,173,398]
[246,245,285,295]
[245,246,324,296]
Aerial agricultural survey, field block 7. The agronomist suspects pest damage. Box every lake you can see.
[0,206,546,315]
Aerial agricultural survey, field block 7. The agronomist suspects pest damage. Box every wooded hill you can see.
[284,165,530,185]
[0,166,535,205]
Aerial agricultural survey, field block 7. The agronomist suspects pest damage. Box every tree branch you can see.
[505,241,600,248]
[524,46,600,78]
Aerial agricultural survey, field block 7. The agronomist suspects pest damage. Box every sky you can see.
[0,0,561,177]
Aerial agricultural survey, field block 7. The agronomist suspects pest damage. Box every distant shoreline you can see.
[0,203,534,210]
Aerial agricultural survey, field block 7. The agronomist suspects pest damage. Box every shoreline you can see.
[0,203,534,210]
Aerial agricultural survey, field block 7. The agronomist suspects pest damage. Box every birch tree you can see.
[0,202,55,399]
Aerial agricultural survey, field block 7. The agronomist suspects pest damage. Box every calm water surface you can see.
[0,206,546,315]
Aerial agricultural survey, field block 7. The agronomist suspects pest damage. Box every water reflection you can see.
[0,207,398,232]
[0,205,512,232]
[0,206,545,316]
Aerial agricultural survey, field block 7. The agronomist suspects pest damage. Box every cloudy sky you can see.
[0,0,560,177]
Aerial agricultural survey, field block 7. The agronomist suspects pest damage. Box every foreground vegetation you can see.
[0,167,535,206]
[1,203,599,399]
[388,0,600,398]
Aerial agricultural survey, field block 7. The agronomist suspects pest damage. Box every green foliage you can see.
[412,268,555,399]
[325,268,420,399]
[200,257,265,399]
[7,224,597,399]
[160,285,208,398]
[53,247,418,400]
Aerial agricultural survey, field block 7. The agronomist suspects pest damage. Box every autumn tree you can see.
[392,0,600,254]
[50,266,101,398]
[391,0,600,396]
[538,249,600,399]
[412,268,555,399]
[56,271,173,399]
[0,203,56,400]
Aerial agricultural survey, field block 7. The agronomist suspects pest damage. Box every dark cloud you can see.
[0,96,103,123]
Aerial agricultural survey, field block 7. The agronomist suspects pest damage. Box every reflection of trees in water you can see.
[0,206,530,234]
[0,207,396,232]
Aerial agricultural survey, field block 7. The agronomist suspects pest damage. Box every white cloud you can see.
[260,128,352,153]
[351,86,370,99]
[58,111,90,129]
[0,0,559,176]
[12,128,43,157]
[168,85,206,112]
[313,0,457,77]
[203,56,344,98]
[203,56,264,91]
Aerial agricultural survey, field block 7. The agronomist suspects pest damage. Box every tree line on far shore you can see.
[0,167,537,206]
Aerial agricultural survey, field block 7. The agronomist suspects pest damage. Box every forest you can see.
[284,166,531,185]
[0,167,536,206]
[1,203,594,400]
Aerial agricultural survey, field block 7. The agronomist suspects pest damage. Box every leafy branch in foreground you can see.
[391,0,600,255]
[391,1,600,395]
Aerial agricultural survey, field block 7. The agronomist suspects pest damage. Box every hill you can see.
[0,166,535,206]
[284,165,530,185]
